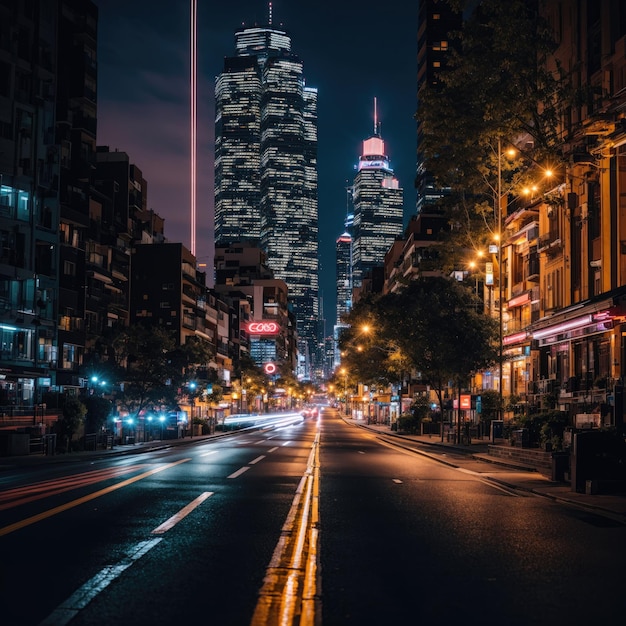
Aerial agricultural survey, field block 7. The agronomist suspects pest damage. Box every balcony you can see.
[537,232,562,255]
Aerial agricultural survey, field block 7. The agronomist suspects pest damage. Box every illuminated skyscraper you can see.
[214,16,319,378]
[335,231,352,325]
[352,107,404,287]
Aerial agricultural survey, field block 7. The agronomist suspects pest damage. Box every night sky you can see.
[97,0,418,328]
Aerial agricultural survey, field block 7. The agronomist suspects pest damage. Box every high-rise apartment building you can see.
[214,17,319,379]
[416,0,462,213]
[351,120,404,288]
[0,0,62,409]
[335,232,352,325]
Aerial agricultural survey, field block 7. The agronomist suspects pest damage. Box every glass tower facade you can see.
[335,232,352,325]
[214,21,319,378]
[352,134,404,286]
[214,56,262,244]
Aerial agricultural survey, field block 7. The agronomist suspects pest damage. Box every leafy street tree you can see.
[376,277,499,434]
[107,324,180,419]
[416,0,575,269]
[339,296,398,390]
[172,335,215,382]
[83,396,113,434]
[55,396,87,452]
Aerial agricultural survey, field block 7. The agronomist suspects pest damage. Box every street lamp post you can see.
[341,368,348,416]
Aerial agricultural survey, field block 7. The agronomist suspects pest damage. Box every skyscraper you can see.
[351,107,404,287]
[416,0,462,213]
[214,16,319,379]
[335,231,352,325]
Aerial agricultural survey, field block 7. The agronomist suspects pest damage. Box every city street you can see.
[0,408,624,625]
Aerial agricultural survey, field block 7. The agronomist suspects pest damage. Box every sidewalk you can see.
[346,417,626,523]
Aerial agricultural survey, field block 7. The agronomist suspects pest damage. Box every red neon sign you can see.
[264,362,277,374]
[246,321,280,335]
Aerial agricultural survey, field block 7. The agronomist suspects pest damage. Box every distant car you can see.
[300,406,318,418]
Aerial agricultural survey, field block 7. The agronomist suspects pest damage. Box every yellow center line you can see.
[250,431,321,626]
[0,458,191,537]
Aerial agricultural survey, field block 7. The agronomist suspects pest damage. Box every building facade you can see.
[335,231,352,325]
[416,0,462,214]
[351,124,404,288]
[0,0,62,413]
[213,241,296,378]
[214,17,319,379]
[405,0,626,433]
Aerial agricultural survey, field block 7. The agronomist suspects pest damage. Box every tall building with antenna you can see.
[351,100,404,287]
[214,6,320,379]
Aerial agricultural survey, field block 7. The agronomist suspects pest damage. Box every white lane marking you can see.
[392,479,403,484]
[227,465,251,479]
[249,455,266,465]
[268,446,279,453]
[151,492,214,535]
[282,440,291,446]
[254,440,266,444]
[358,451,365,454]
[199,450,218,457]
[40,538,162,626]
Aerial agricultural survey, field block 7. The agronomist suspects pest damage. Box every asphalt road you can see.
[1,408,624,625]
[319,411,625,625]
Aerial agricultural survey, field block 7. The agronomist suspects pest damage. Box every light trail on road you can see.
[0,464,149,511]
[0,458,190,537]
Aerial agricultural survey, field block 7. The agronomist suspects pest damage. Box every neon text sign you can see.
[246,321,280,335]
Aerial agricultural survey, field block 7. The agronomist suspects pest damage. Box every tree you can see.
[379,276,498,434]
[172,335,215,381]
[83,396,113,434]
[55,396,87,452]
[107,324,180,419]
[416,0,575,268]
[339,296,398,390]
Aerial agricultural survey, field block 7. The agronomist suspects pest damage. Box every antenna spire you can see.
[268,2,272,25]
[374,97,378,135]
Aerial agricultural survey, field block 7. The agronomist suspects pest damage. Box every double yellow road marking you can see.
[250,432,321,626]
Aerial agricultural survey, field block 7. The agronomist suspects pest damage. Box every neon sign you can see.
[264,362,277,375]
[246,321,280,335]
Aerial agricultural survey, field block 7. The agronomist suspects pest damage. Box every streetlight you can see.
[340,367,348,416]
[467,259,481,311]
[497,138,504,424]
